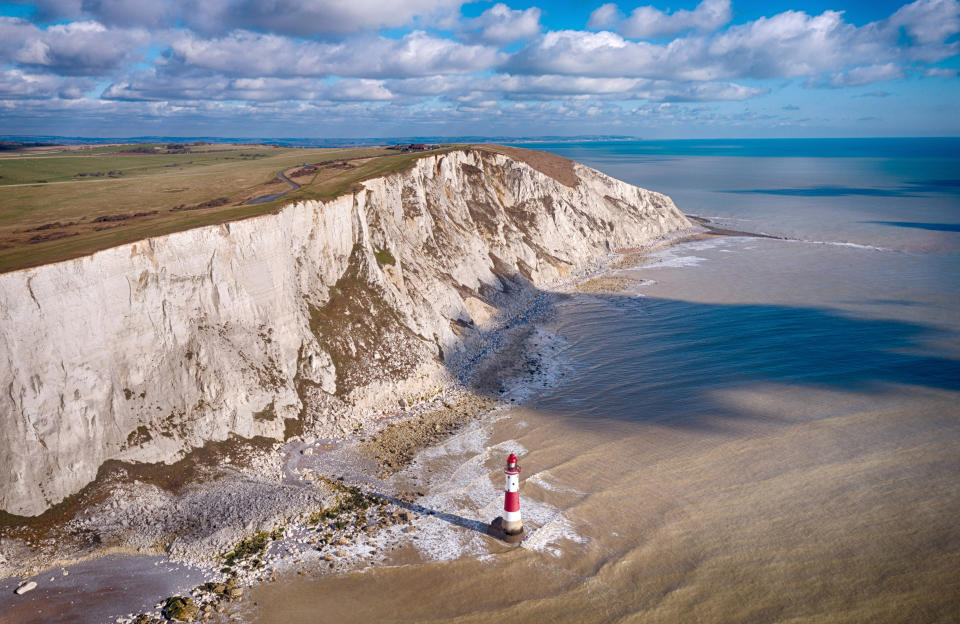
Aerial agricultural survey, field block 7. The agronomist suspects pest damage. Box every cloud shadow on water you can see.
[725,179,960,199]
[455,281,960,430]
[863,221,960,232]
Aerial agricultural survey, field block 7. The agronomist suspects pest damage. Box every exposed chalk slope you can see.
[0,148,690,516]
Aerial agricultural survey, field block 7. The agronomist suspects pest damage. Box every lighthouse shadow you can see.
[371,492,490,535]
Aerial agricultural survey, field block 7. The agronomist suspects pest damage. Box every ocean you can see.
[245,138,960,623]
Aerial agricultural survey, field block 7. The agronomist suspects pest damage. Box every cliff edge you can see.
[0,147,690,516]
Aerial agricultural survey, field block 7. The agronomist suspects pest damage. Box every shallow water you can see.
[0,555,207,624]
[247,139,960,623]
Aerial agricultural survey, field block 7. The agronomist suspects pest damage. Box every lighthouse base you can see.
[487,516,524,543]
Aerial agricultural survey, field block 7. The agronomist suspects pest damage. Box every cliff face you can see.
[0,148,690,516]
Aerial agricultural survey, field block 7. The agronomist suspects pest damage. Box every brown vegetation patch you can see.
[460,163,483,177]
[253,400,277,422]
[574,276,634,293]
[0,434,277,542]
[612,251,648,269]
[363,394,498,476]
[27,230,79,244]
[91,210,159,223]
[307,245,428,398]
[466,198,501,239]
[289,166,319,178]
[170,197,231,212]
[23,221,77,232]
[317,160,357,170]
[476,144,579,188]
[118,146,158,155]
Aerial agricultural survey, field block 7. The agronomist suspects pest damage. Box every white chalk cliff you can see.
[0,148,690,516]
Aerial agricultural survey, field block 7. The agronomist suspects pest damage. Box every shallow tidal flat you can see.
[251,396,959,623]
[248,232,960,623]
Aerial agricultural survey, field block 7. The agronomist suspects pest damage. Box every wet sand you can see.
[247,392,960,623]
[0,555,207,624]
[246,234,960,623]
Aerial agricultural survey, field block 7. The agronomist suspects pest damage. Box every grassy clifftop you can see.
[0,142,579,274]
[0,143,462,273]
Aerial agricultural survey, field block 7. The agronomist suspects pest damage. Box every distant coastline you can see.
[0,134,640,149]
[4,136,959,158]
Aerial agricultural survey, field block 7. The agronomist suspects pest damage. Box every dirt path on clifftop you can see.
[246,168,300,205]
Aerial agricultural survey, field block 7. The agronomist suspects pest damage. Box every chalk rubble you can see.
[15,580,37,595]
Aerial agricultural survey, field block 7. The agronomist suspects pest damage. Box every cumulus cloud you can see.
[386,73,764,103]
[0,68,90,99]
[889,0,960,46]
[511,1,960,86]
[11,0,465,36]
[587,4,624,30]
[3,0,960,132]
[183,0,464,37]
[0,18,148,76]
[104,72,393,102]
[924,67,958,77]
[628,0,731,38]
[814,63,905,88]
[462,3,541,44]
[600,0,732,39]
[164,29,502,78]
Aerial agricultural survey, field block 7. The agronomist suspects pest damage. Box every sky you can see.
[0,0,958,138]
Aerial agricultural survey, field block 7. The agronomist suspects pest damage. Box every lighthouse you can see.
[488,452,524,542]
[502,453,523,535]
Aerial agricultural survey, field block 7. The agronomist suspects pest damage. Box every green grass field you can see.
[0,143,462,273]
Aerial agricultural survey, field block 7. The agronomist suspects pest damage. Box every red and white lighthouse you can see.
[502,453,523,535]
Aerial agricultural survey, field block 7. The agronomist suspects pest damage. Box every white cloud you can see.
[386,73,764,103]
[9,0,466,36]
[463,3,541,44]
[3,0,960,133]
[508,30,663,77]
[104,72,393,102]
[0,18,148,76]
[889,0,960,45]
[817,63,905,88]
[183,0,464,37]
[587,4,623,30]
[619,0,732,39]
[0,68,90,99]
[511,1,960,86]
[165,29,502,79]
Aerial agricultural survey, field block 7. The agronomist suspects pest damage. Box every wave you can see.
[783,238,893,252]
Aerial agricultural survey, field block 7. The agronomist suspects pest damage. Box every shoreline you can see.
[0,224,711,623]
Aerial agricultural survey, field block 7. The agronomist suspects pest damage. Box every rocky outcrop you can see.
[0,148,690,516]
